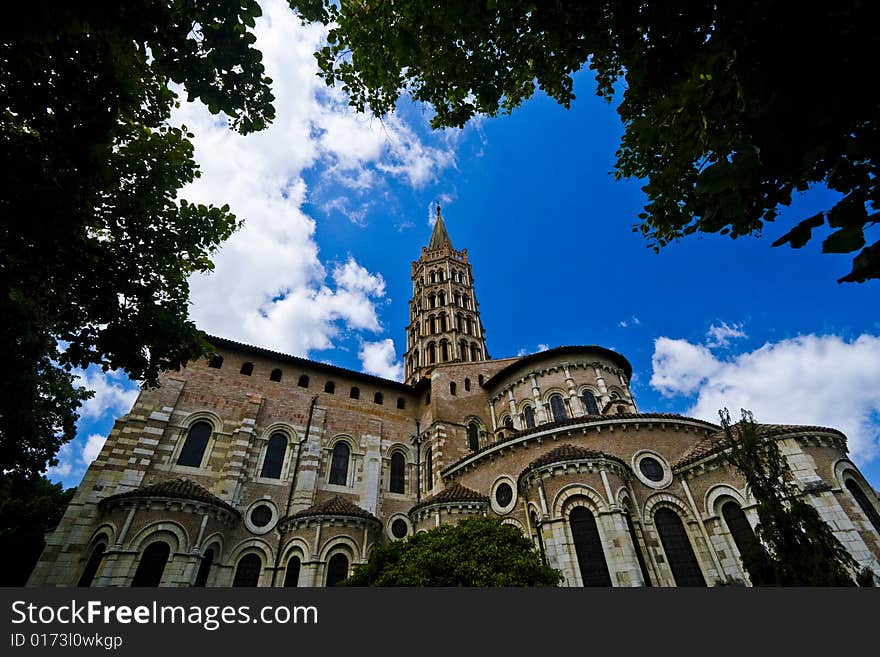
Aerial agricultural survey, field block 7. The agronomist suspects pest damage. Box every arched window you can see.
[232,554,262,587]
[193,548,214,587]
[240,362,253,376]
[177,421,212,468]
[77,542,106,587]
[721,501,761,566]
[523,405,536,429]
[503,415,514,429]
[425,447,434,489]
[450,381,457,395]
[470,342,478,361]
[350,386,360,399]
[270,368,282,382]
[624,511,652,586]
[467,421,480,451]
[428,293,436,308]
[390,452,406,493]
[429,315,437,333]
[297,374,309,388]
[440,313,447,331]
[459,339,468,360]
[326,554,349,587]
[284,556,301,587]
[430,271,437,284]
[440,341,449,362]
[549,394,567,422]
[531,510,545,559]
[374,391,384,405]
[845,479,880,534]
[131,541,170,587]
[207,354,223,368]
[456,314,463,332]
[464,377,471,391]
[396,397,406,409]
[466,317,473,335]
[438,291,446,305]
[581,390,600,415]
[329,443,350,485]
[427,342,436,364]
[654,508,706,586]
[260,432,287,479]
[324,380,335,394]
[569,507,612,586]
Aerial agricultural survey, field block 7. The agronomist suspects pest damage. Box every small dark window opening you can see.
[374,392,384,405]
[464,378,471,391]
[350,386,360,399]
[523,405,536,429]
[581,390,600,415]
[177,421,212,468]
[324,381,336,394]
[396,397,406,409]
[654,508,706,587]
[131,541,170,587]
[391,519,408,539]
[639,457,665,482]
[270,368,282,382]
[284,556,301,587]
[77,542,106,587]
[207,354,223,369]
[250,504,273,528]
[478,375,484,386]
[721,501,762,569]
[495,483,513,508]
[504,415,514,429]
[232,554,262,587]
[467,422,480,451]
[260,432,287,479]
[425,447,434,489]
[570,507,612,586]
[450,382,457,395]
[329,443,350,485]
[326,554,349,587]
[297,374,309,388]
[549,394,567,422]
[240,362,253,376]
[193,548,214,587]
[390,452,406,493]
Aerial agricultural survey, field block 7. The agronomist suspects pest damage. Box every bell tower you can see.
[404,206,489,385]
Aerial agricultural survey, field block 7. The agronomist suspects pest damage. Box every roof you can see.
[205,335,415,394]
[100,478,239,515]
[410,482,488,513]
[521,444,624,474]
[482,345,633,387]
[674,422,848,469]
[288,495,379,522]
[427,206,453,250]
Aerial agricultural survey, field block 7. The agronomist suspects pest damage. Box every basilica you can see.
[29,210,880,587]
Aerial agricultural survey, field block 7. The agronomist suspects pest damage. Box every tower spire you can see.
[427,203,453,251]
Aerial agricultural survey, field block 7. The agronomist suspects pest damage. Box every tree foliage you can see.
[1,2,276,476]
[292,1,880,283]
[0,474,75,586]
[719,409,861,586]
[342,516,561,586]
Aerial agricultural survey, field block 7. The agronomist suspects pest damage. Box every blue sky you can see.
[49,0,880,490]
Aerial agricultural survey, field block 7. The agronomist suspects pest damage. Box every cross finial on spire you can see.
[436,203,442,220]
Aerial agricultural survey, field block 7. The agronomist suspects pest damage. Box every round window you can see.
[391,518,408,539]
[495,482,513,508]
[250,504,273,528]
[639,457,665,482]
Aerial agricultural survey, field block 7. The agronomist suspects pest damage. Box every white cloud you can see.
[46,443,75,478]
[359,339,404,381]
[618,316,641,329]
[82,434,106,464]
[175,0,457,357]
[705,321,747,348]
[651,333,880,463]
[75,369,139,421]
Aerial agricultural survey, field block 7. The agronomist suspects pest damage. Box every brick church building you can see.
[29,210,880,587]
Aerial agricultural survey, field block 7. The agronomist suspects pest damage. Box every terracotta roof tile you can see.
[524,444,621,471]
[410,482,488,513]
[674,423,847,469]
[290,495,378,522]
[100,477,239,515]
